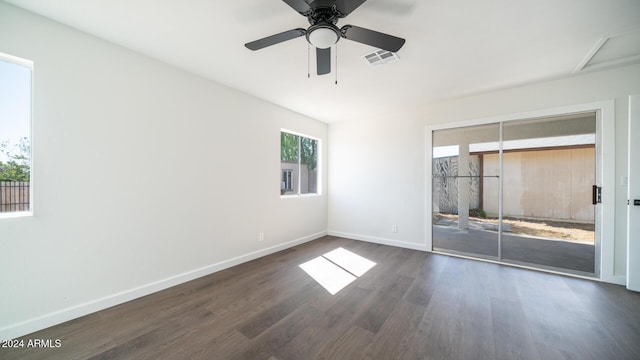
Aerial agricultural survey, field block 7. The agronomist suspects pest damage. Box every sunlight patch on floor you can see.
[299,247,376,295]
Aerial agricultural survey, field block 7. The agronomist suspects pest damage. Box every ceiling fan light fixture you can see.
[307,25,339,49]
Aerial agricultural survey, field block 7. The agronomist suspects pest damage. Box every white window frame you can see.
[280,129,321,197]
[0,52,33,219]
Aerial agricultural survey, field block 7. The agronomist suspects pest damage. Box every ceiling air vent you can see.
[363,49,400,66]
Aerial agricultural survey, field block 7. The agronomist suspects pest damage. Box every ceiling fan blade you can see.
[282,0,312,15]
[341,25,406,52]
[245,28,306,50]
[335,0,368,16]
[316,47,331,75]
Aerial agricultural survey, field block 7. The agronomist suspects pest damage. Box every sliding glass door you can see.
[500,116,596,274]
[432,124,500,260]
[431,113,597,276]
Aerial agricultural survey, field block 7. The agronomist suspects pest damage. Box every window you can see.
[0,53,32,216]
[281,130,319,196]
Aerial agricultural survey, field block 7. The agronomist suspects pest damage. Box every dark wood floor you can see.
[3,236,640,360]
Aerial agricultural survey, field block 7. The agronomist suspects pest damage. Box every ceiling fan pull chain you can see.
[335,44,338,85]
[307,43,311,78]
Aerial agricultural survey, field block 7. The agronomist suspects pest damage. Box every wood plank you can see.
[361,300,426,360]
[353,291,403,334]
[235,283,323,339]
[315,326,374,360]
[490,297,540,360]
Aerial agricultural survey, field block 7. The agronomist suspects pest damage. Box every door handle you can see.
[592,185,602,204]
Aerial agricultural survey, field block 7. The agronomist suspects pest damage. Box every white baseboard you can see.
[602,274,626,286]
[0,231,326,341]
[327,230,429,251]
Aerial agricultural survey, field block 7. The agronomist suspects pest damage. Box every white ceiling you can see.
[4,0,640,123]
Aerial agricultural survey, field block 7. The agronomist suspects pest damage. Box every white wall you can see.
[328,117,427,250]
[0,3,327,340]
[329,63,640,281]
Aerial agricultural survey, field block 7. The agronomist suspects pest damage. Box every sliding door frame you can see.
[425,100,617,283]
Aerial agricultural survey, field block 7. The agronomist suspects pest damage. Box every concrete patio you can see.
[433,219,595,274]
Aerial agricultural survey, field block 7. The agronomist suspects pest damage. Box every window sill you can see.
[0,211,33,219]
[280,193,321,199]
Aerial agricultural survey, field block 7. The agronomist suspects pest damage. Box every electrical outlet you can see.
[258,232,264,241]
[392,224,398,233]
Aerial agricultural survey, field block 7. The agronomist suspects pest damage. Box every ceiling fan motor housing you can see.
[307,5,341,25]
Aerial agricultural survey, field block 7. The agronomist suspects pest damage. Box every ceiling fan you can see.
[244,0,406,76]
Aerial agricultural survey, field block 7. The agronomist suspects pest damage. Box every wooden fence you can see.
[0,181,30,212]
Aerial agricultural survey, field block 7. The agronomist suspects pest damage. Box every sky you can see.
[0,58,31,162]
